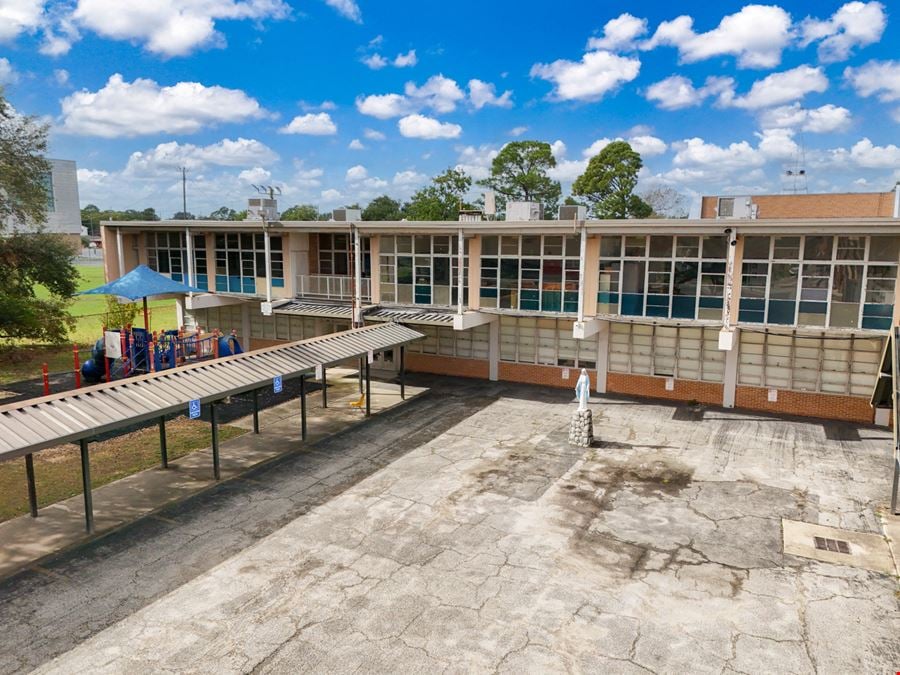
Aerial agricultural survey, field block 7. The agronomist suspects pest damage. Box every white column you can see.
[185,227,194,289]
[242,303,251,350]
[595,319,610,393]
[353,225,363,325]
[723,327,740,408]
[116,228,125,277]
[263,226,272,303]
[489,318,499,381]
[175,298,185,328]
[577,222,586,323]
[457,228,465,315]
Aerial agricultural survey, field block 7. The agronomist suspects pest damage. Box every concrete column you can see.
[369,234,381,303]
[175,298,185,329]
[595,319,610,393]
[116,228,125,278]
[723,232,744,328]
[583,235,600,319]
[467,235,482,310]
[205,233,216,291]
[723,327,741,408]
[241,303,251,349]
[488,317,499,381]
[137,232,149,267]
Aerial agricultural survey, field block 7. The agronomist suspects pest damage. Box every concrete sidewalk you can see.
[0,369,426,579]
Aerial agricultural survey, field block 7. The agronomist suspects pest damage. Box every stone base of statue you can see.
[569,408,594,447]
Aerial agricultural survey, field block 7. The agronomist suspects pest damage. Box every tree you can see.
[0,232,77,341]
[207,205,237,221]
[406,168,472,221]
[0,88,51,228]
[172,211,195,220]
[280,204,319,221]
[362,195,403,221]
[572,141,651,219]
[478,141,561,217]
[641,187,689,218]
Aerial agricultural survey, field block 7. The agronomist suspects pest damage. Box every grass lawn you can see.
[0,264,177,384]
[0,418,246,522]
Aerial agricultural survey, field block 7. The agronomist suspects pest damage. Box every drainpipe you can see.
[116,227,125,278]
[457,227,464,315]
[722,227,738,331]
[893,182,900,218]
[185,226,194,292]
[576,220,587,324]
[263,222,272,304]
[353,223,363,326]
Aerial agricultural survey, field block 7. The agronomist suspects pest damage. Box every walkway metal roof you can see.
[366,307,457,326]
[273,300,356,318]
[0,323,423,461]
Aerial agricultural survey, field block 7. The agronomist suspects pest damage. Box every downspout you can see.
[722,227,738,331]
[116,227,125,278]
[263,222,272,304]
[576,220,587,324]
[353,223,363,326]
[457,227,464,315]
[893,182,900,218]
[185,226,194,294]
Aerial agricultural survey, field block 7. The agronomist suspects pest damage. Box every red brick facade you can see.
[406,353,489,379]
[735,386,874,424]
[606,373,724,406]
[701,192,895,219]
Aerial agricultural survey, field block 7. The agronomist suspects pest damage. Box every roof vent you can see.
[332,208,361,222]
[506,201,543,221]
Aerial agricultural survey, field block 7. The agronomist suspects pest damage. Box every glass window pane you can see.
[543,236,563,256]
[673,262,698,296]
[702,236,727,259]
[481,235,498,256]
[836,236,865,261]
[769,263,798,299]
[600,236,621,258]
[743,236,770,260]
[649,236,673,258]
[773,236,800,259]
[869,236,900,262]
[625,236,646,257]
[501,236,519,256]
[522,235,541,256]
[675,236,699,257]
[415,235,430,254]
[804,236,833,261]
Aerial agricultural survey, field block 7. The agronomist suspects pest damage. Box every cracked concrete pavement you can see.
[1,376,898,673]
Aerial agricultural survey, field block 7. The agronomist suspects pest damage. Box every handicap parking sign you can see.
[188,399,201,419]
[273,375,283,394]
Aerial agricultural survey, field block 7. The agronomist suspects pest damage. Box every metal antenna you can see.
[181,167,188,218]
[782,134,808,194]
[251,184,283,200]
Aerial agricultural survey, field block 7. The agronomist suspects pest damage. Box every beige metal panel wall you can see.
[608,322,725,382]
[467,236,482,310]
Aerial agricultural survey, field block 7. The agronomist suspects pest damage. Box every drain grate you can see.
[813,536,850,554]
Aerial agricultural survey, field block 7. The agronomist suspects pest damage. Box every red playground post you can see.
[73,344,81,389]
[120,331,129,377]
[41,363,50,396]
[149,341,156,373]
[212,329,219,359]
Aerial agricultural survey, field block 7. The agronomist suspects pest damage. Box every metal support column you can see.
[252,389,260,434]
[300,375,308,441]
[400,345,406,400]
[892,457,899,515]
[358,356,364,393]
[80,439,94,533]
[159,417,168,468]
[365,358,371,417]
[25,454,38,518]
[321,367,327,408]
[210,403,221,480]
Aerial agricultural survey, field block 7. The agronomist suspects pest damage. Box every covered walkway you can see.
[0,323,423,533]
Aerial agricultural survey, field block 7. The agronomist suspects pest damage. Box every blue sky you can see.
[1,0,899,217]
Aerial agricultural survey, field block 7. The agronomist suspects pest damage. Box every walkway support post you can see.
[252,389,260,434]
[300,375,307,441]
[80,439,94,533]
[400,346,406,400]
[321,367,327,408]
[365,358,371,417]
[159,417,168,468]
[210,402,221,480]
[25,454,38,518]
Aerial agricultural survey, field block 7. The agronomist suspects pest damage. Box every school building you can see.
[100,188,900,425]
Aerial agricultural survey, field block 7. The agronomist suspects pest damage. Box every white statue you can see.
[574,368,590,411]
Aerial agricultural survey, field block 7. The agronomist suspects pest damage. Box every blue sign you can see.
[273,375,283,394]
[188,399,201,419]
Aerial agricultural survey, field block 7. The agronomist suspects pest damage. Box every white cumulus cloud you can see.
[468,79,513,109]
[672,138,765,172]
[800,1,886,63]
[363,128,386,140]
[393,49,417,67]
[644,74,733,110]
[0,57,18,85]
[348,139,365,150]
[279,112,337,135]
[361,53,387,69]
[0,0,44,42]
[356,93,411,119]
[586,13,648,51]
[455,144,499,179]
[124,138,278,176]
[398,114,461,140]
[346,164,368,182]
[530,50,640,102]
[404,74,465,113]
[728,65,828,109]
[849,138,900,168]
[324,0,361,23]
[60,74,267,137]
[844,59,900,101]
[393,170,427,187]
[239,167,272,183]
[758,103,852,133]
[641,5,793,69]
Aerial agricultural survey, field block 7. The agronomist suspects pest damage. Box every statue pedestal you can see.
[569,409,594,447]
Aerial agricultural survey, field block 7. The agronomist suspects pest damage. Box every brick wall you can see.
[607,373,724,406]
[498,362,596,390]
[406,353,489,379]
[701,192,894,219]
[735,386,874,424]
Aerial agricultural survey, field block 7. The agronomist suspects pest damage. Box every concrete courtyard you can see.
[1,376,898,673]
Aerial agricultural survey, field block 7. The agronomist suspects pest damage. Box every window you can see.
[738,235,897,330]
[193,234,208,291]
[406,324,490,360]
[40,172,55,212]
[598,235,726,320]
[380,235,467,307]
[214,232,284,294]
[718,198,734,218]
[147,232,186,280]
[608,323,723,382]
[498,316,595,368]
[318,233,371,278]
[480,235,580,313]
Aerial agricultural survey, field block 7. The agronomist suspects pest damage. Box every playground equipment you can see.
[81,326,243,384]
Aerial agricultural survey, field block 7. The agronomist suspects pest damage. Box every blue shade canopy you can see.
[79,265,205,300]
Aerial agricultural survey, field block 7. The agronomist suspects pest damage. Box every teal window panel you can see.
[798,301,827,315]
[740,298,765,311]
[228,276,241,292]
[563,299,578,313]
[621,294,643,316]
[671,296,695,319]
[767,300,795,325]
[272,278,285,288]
[242,278,256,294]
[520,289,539,301]
[541,292,562,312]
[521,299,540,311]
[739,309,765,323]
[171,273,183,282]
[646,305,668,317]
[480,288,497,298]
[863,303,893,317]
[699,296,723,308]
[862,316,892,330]
[598,292,619,304]
[215,275,227,292]
[196,274,208,291]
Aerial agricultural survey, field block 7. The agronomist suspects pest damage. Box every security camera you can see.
[723,227,732,235]
[730,240,737,247]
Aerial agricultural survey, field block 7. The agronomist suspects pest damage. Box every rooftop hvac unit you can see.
[332,208,362,222]
[558,204,587,221]
[247,198,279,221]
[506,201,543,221]
[717,196,754,219]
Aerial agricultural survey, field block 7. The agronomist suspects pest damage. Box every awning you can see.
[273,300,356,319]
[366,307,457,326]
[0,323,424,461]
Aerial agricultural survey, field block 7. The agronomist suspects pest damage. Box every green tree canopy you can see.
[406,168,472,221]
[478,141,561,218]
[572,141,652,219]
[0,232,77,342]
[641,186,689,218]
[0,89,51,229]
[362,195,404,221]
[280,204,320,221]
[81,205,161,233]
[207,205,237,221]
